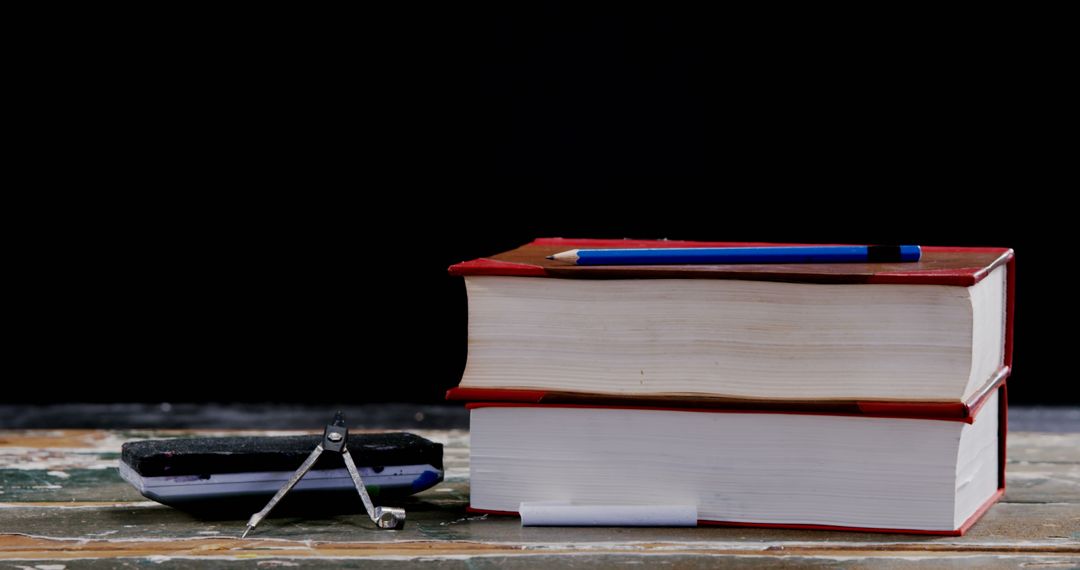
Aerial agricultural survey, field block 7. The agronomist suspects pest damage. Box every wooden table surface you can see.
[1,428,1078,568]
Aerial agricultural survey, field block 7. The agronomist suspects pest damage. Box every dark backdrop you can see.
[10,7,1069,404]
[13,204,1068,405]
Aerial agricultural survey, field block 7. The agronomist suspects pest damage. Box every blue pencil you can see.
[546,245,922,265]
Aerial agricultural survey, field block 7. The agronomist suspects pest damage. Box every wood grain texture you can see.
[1,428,1077,566]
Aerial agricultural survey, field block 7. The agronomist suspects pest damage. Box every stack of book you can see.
[447,238,1014,534]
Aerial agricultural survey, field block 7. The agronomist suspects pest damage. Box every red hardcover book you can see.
[461,384,1007,535]
[448,238,1015,413]
[447,239,1014,534]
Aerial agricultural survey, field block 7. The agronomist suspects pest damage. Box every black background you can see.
[10,7,1070,404]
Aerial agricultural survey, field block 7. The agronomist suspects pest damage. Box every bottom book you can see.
[465,387,1005,535]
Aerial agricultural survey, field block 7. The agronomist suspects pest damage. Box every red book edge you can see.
[448,238,1015,287]
[999,383,1008,498]
[448,365,1009,423]
[1004,255,1016,368]
[447,245,1017,416]
[463,384,1008,536]
[449,258,548,277]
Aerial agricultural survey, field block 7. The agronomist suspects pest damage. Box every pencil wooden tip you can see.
[549,249,580,263]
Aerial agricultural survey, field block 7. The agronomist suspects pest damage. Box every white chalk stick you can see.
[519,503,698,527]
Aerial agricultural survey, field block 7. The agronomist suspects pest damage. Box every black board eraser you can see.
[119,432,444,513]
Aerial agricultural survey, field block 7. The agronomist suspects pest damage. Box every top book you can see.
[449,238,1014,412]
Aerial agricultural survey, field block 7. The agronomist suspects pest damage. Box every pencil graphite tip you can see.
[242,526,253,539]
[545,255,554,260]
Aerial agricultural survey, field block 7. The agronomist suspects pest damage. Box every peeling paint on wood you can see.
[1,428,1077,566]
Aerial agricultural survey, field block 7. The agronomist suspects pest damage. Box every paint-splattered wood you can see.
[1,429,1078,567]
